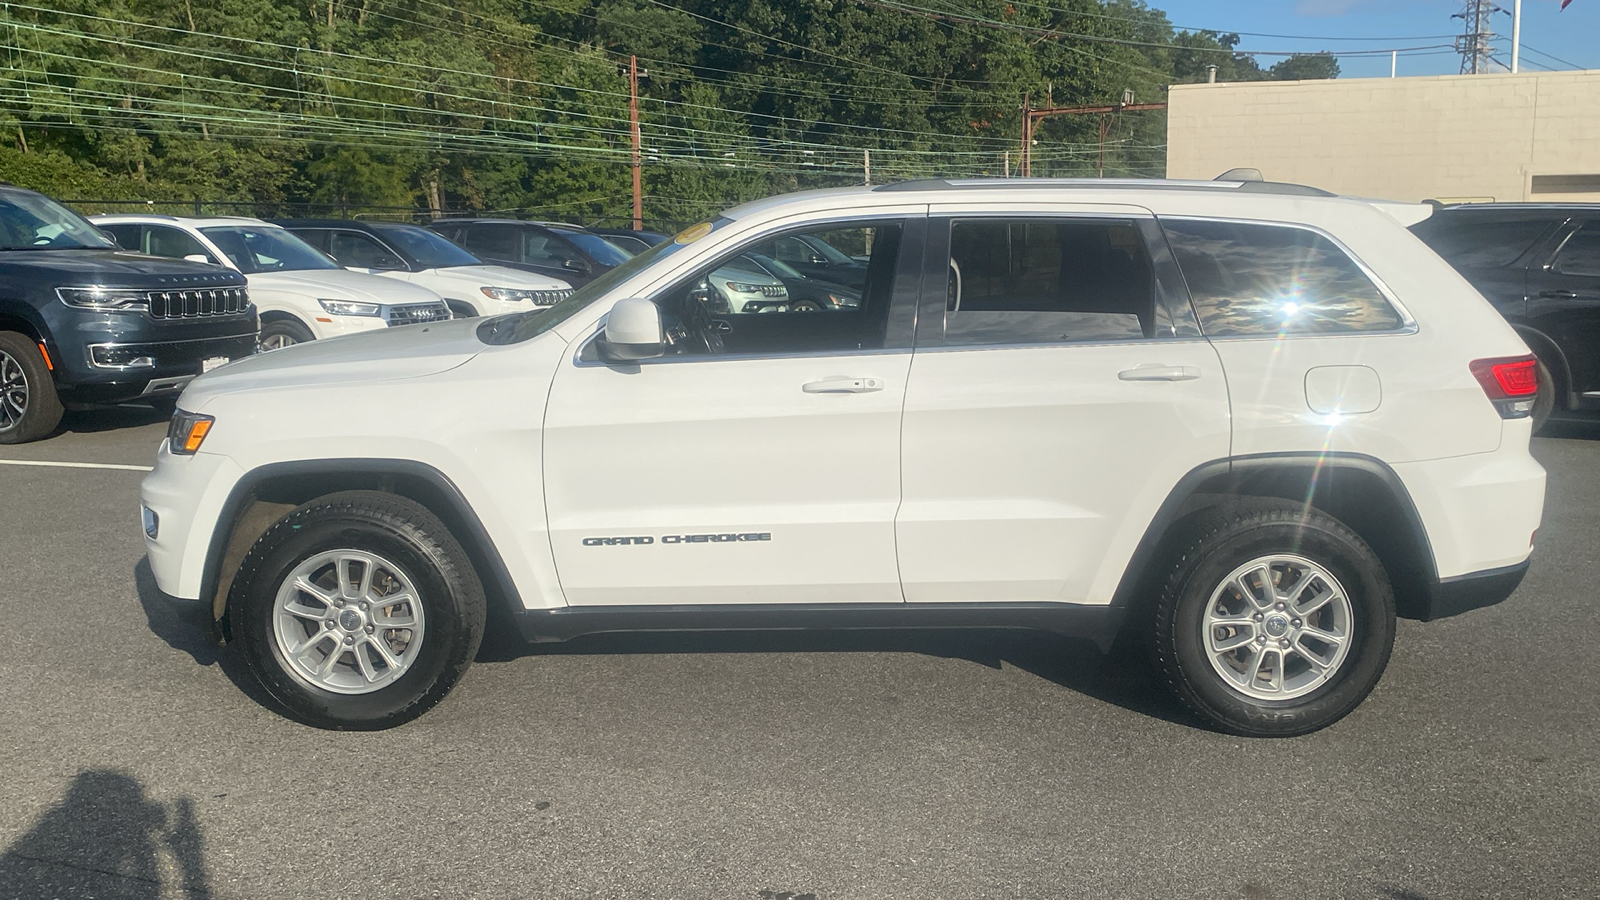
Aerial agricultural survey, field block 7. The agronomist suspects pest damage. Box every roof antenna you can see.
[1216,167,1264,182]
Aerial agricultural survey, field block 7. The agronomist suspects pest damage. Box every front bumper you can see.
[1420,560,1531,621]
[45,304,258,407]
[141,446,245,601]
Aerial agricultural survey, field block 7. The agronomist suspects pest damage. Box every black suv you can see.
[427,219,633,286]
[1411,204,1600,431]
[0,185,254,443]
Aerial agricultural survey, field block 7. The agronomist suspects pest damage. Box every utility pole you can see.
[626,55,645,230]
[1511,0,1522,73]
[1452,0,1497,75]
[1020,92,1165,180]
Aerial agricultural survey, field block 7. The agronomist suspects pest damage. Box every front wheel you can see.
[1150,499,1396,737]
[259,318,315,351]
[0,331,64,444]
[231,491,486,729]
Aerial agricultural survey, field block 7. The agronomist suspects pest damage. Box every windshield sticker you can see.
[675,222,713,244]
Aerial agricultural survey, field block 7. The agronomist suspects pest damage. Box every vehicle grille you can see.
[88,333,258,369]
[530,289,574,307]
[384,302,452,327]
[759,285,787,297]
[147,287,250,319]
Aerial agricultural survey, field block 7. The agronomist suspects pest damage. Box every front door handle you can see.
[1540,290,1579,300]
[1118,365,1201,382]
[803,376,884,394]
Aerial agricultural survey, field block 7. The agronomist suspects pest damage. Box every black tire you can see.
[1150,499,1396,738]
[1531,358,1555,435]
[231,491,486,729]
[0,331,64,444]
[259,317,315,351]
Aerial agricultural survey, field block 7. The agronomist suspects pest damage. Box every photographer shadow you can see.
[0,770,211,899]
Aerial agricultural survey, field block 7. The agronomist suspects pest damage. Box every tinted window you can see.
[458,224,518,260]
[1553,223,1600,277]
[371,223,479,268]
[557,230,631,268]
[329,231,404,269]
[648,222,902,357]
[604,234,653,255]
[943,218,1154,345]
[200,226,339,273]
[519,230,582,266]
[1163,219,1402,336]
[100,223,142,251]
[145,225,213,262]
[1412,217,1556,268]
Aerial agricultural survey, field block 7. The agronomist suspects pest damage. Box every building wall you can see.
[1165,70,1600,203]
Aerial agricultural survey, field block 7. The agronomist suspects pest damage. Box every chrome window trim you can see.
[571,329,910,369]
[1157,214,1419,338]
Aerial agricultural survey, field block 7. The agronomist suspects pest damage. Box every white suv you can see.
[139,179,1546,736]
[94,216,451,348]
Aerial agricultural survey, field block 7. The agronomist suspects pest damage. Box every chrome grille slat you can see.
[145,287,249,319]
[384,302,452,327]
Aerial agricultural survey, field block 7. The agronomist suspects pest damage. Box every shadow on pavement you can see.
[56,405,170,436]
[1539,416,1600,441]
[133,557,279,711]
[0,770,212,899]
[481,618,1199,729]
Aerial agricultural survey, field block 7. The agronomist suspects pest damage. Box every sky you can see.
[1149,0,1598,79]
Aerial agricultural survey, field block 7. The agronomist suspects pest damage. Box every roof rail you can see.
[873,177,1334,197]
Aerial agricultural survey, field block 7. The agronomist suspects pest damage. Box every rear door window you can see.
[940,218,1157,345]
[1162,218,1404,336]
[99,223,143,252]
[144,225,214,262]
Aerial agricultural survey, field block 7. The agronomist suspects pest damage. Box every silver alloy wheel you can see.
[272,549,427,694]
[1202,554,1354,701]
[260,333,298,351]
[0,349,28,432]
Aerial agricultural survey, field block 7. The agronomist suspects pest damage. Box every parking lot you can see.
[0,411,1596,900]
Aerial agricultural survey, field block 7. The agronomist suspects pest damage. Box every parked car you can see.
[0,185,253,443]
[427,219,634,287]
[746,231,869,289]
[94,216,450,349]
[586,227,670,256]
[143,178,1544,737]
[1410,203,1600,432]
[694,255,790,314]
[275,219,573,319]
[736,251,861,311]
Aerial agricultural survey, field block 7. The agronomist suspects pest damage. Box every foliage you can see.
[0,0,1338,226]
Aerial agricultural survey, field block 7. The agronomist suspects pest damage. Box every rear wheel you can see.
[259,318,315,351]
[1150,499,1396,737]
[0,332,63,444]
[231,491,486,729]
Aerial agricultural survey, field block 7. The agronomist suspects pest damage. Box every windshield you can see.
[746,252,802,279]
[371,223,481,268]
[480,222,723,345]
[0,190,119,251]
[200,226,339,273]
[805,235,856,265]
[555,230,633,268]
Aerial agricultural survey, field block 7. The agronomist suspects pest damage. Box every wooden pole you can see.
[629,55,642,231]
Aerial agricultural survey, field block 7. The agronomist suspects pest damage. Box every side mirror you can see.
[598,297,665,361]
[183,253,213,264]
[808,254,827,265]
[563,258,592,273]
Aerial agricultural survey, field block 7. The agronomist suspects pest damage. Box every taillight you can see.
[1469,355,1540,419]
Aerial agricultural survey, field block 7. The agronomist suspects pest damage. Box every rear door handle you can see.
[803,376,884,394]
[1118,365,1201,382]
[1540,290,1579,300]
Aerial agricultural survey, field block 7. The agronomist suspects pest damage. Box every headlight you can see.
[57,286,149,310]
[317,298,382,317]
[725,282,769,293]
[480,286,574,307]
[166,410,215,455]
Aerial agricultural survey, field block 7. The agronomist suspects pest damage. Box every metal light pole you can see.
[1511,0,1522,73]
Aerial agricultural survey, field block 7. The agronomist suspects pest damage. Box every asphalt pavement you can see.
[2,409,1597,900]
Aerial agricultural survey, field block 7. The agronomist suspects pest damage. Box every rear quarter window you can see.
[1410,217,1558,269]
[1162,218,1404,337]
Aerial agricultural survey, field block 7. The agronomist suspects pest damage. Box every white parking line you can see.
[0,458,153,472]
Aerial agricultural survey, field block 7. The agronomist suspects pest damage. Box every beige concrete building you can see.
[1165,70,1600,203]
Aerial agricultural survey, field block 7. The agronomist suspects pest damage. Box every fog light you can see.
[142,506,159,540]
